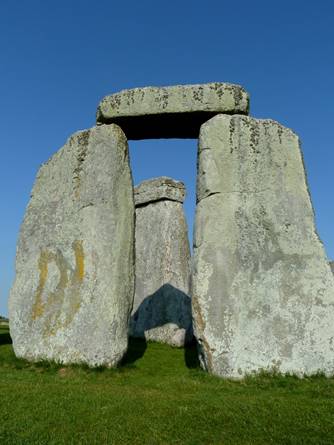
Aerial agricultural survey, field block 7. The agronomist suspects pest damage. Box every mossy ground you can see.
[1,325,334,444]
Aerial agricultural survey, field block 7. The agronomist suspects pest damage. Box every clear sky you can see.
[1,1,333,316]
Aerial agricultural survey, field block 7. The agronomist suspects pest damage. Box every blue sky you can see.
[1,1,333,316]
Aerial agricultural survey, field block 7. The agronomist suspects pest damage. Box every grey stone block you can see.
[192,114,334,378]
[9,124,135,367]
[130,178,192,347]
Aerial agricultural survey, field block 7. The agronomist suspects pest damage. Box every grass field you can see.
[1,325,334,444]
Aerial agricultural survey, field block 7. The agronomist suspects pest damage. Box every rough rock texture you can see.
[134,177,185,206]
[192,114,334,378]
[96,83,249,139]
[130,178,192,347]
[9,124,135,367]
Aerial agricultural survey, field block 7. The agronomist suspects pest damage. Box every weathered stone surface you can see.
[330,261,334,274]
[192,114,334,378]
[134,176,185,206]
[96,83,249,139]
[9,124,135,367]
[130,178,192,347]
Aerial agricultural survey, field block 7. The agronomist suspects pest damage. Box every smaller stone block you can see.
[131,177,192,347]
[134,177,185,206]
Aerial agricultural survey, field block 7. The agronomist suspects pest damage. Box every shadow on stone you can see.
[184,337,200,369]
[122,337,147,365]
[130,283,193,347]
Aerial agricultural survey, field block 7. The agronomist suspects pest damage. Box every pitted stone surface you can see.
[134,177,185,206]
[130,178,192,347]
[192,114,334,378]
[96,83,249,139]
[9,124,135,367]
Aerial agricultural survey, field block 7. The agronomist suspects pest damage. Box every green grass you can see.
[1,325,334,444]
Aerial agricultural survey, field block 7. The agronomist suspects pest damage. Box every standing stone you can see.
[130,177,192,347]
[9,124,135,367]
[193,114,334,378]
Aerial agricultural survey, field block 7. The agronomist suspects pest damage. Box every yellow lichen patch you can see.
[57,240,85,330]
[32,241,85,337]
[32,250,54,320]
[72,240,85,282]
[43,249,70,335]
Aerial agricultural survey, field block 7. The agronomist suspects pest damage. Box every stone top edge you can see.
[134,177,186,206]
[102,82,247,97]
[201,114,299,139]
[135,176,185,190]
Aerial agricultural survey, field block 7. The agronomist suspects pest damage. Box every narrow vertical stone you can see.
[130,177,192,347]
[193,114,334,378]
[9,124,135,367]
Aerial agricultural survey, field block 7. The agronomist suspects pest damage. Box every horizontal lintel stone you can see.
[96,83,249,139]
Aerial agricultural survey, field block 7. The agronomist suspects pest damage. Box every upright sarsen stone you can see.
[9,124,135,367]
[130,177,192,347]
[193,114,334,378]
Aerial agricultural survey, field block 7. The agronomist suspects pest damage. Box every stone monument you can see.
[9,82,334,378]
